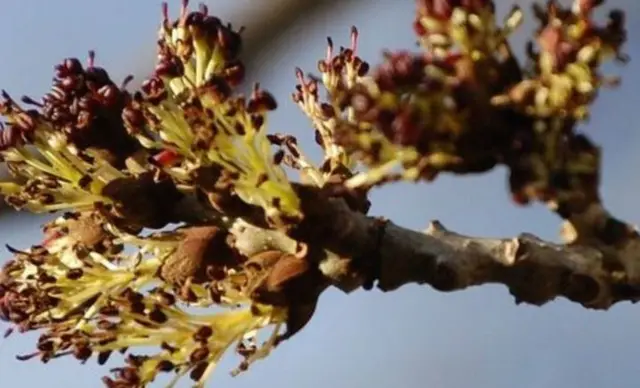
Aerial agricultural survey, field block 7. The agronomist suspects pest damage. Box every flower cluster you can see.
[0,60,135,213]
[122,0,302,227]
[492,0,627,120]
[0,210,321,387]
[0,0,632,386]
[1,51,141,162]
[294,0,627,217]
[0,54,186,231]
[295,0,527,189]
[494,0,628,209]
[291,28,369,178]
[0,1,327,387]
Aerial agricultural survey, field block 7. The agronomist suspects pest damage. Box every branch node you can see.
[424,220,447,235]
[562,273,601,306]
[431,262,458,291]
[501,238,520,266]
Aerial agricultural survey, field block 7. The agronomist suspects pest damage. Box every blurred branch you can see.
[234,0,349,75]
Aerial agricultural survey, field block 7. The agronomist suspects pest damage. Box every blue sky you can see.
[1,1,639,387]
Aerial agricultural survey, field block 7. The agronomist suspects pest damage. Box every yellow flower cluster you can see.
[123,1,302,226]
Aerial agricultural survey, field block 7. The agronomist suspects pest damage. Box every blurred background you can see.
[1,1,639,387]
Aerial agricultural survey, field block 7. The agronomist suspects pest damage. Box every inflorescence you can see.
[0,0,629,387]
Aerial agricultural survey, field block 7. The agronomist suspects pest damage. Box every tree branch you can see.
[169,177,640,310]
[196,183,639,310]
[317,201,640,309]
[375,217,640,308]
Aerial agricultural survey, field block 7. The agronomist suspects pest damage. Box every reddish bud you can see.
[152,149,181,167]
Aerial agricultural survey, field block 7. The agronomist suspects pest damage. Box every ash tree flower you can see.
[0,1,318,386]
[0,0,633,387]
[295,0,626,215]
